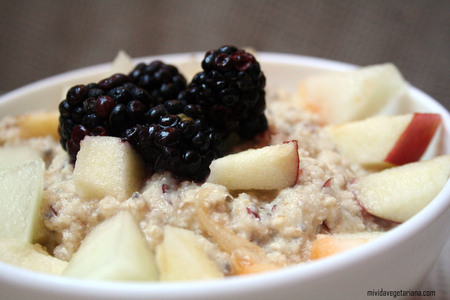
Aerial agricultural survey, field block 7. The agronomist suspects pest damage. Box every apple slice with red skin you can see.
[385,113,441,165]
[207,140,299,190]
[326,113,441,168]
[354,154,450,223]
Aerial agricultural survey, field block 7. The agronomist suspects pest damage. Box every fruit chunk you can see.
[207,141,299,190]
[16,110,59,140]
[58,74,154,161]
[297,63,407,124]
[63,210,158,281]
[178,45,267,139]
[60,51,134,100]
[326,113,441,167]
[123,113,224,183]
[384,113,442,165]
[110,50,134,74]
[156,226,223,281]
[0,239,68,275]
[310,232,383,260]
[0,159,45,243]
[355,155,450,222]
[0,146,41,170]
[73,136,145,200]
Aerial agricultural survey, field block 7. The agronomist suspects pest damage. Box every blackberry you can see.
[179,45,268,138]
[122,100,224,182]
[129,60,187,104]
[58,73,156,160]
[58,49,267,183]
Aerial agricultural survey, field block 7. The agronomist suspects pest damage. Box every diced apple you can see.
[0,239,68,275]
[297,63,407,124]
[384,113,442,165]
[73,136,145,200]
[0,159,45,243]
[110,50,134,74]
[310,232,383,260]
[156,226,223,281]
[355,155,450,222]
[63,210,158,281]
[207,141,299,190]
[326,113,441,167]
[0,146,42,170]
[16,110,59,140]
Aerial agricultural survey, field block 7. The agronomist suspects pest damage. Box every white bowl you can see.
[0,53,449,300]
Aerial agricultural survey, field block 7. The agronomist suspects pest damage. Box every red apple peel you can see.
[384,113,441,165]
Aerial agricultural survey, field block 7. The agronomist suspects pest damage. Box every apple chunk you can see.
[355,155,450,222]
[16,110,59,140]
[63,210,158,281]
[156,226,223,281]
[384,113,441,165]
[0,146,42,170]
[310,232,383,260]
[0,239,68,275]
[326,113,441,167]
[297,63,407,124]
[110,50,134,74]
[73,136,145,200]
[207,141,299,190]
[0,159,45,243]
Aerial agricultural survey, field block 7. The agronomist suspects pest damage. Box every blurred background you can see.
[0,0,448,109]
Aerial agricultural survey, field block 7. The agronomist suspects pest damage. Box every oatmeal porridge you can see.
[0,46,446,280]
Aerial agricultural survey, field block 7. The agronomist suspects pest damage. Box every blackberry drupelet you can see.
[179,45,268,139]
[58,73,156,161]
[128,60,187,104]
[122,100,225,182]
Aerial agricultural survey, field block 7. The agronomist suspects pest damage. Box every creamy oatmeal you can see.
[6,48,439,280]
[0,86,390,276]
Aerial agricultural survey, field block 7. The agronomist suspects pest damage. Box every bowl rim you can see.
[0,51,449,298]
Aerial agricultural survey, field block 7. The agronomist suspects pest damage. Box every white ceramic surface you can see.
[0,53,449,300]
